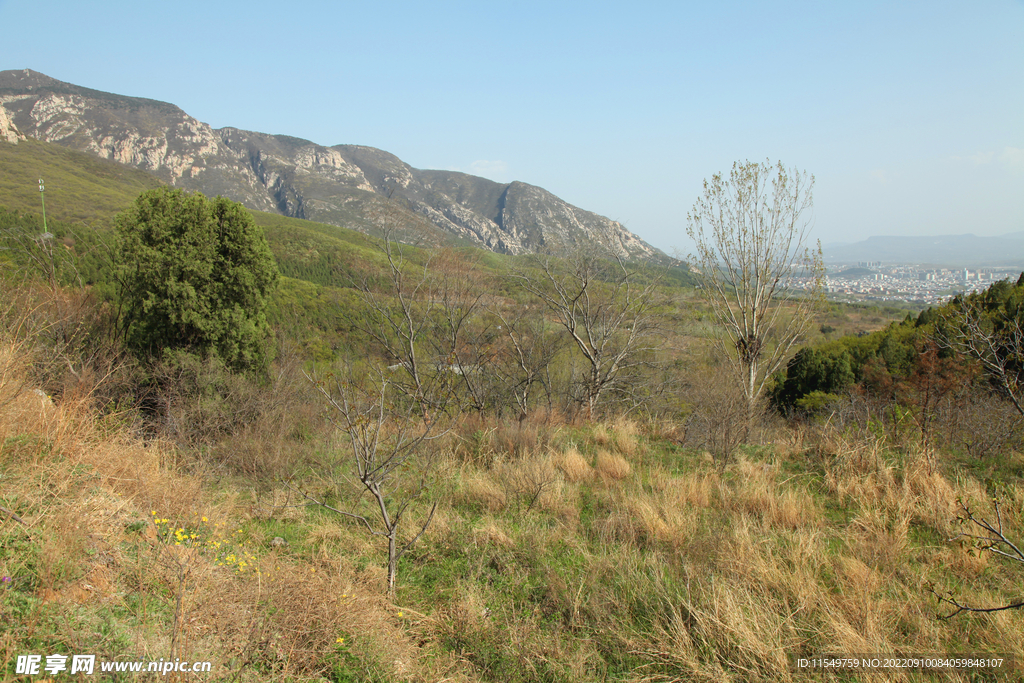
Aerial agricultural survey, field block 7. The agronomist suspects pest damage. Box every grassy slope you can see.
[0,138,164,226]
[0,137,694,288]
[2,364,1023,682]
[0,138,703,365]
[0,139,493,288]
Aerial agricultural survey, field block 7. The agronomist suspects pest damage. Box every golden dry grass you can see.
[595,449,631,481]
[0,335,465,682]
[610,416,639,457]
[554,445,594,482]
[458,470,507,511]
[721,457,820,530]
[4,314,1024,683]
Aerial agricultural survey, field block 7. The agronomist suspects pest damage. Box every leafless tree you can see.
[356,208,486,416]
[298,368,443,597]
[508,248,663,418]
[933,499,1024,619]
[943,391,1022,459]
[427,248,495,412]
[486,303,565,417]
[942,296,1024,418]
[686,159,824,423]
[683,366,751,470]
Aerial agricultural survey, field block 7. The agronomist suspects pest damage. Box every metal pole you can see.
[38,178,47,233]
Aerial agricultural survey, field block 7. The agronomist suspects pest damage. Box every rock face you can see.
[0,99,22,143]
[0,69,661,260]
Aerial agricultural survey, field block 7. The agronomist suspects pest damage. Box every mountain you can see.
[0,69,660,260]
[823,233,1024,268]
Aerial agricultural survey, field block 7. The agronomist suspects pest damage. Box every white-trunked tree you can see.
[686,159,824,427]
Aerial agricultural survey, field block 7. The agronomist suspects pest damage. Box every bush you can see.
[773,346,855,413]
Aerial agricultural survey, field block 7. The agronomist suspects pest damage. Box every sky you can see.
[1,0,1021,255]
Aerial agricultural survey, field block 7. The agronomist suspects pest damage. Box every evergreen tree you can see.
[114,188,279,371]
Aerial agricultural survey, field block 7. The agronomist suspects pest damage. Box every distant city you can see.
[791,263,1023,308]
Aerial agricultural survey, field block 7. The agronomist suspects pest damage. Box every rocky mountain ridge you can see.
[0,69,660,259]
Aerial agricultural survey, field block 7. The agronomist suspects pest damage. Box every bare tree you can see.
[428,248,495,412]
[356,211,486,416]
[944,390,1022,459]
[298,369,442,597]
[684,366,751,470]
[686,159,824,421]
[487,303,565,417]
[509,248,663,418]
[942,294,1024,418]
[299,207,483,596]
[933,499,1024,618]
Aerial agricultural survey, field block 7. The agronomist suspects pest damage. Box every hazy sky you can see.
[1,0,1021,254]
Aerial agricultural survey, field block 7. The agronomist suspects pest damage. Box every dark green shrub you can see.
[114,188,279,372]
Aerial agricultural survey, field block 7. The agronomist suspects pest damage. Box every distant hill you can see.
[823,233,1024,268]
[830,267,877,280]
[0,128,435,288]
[0,69,663,261]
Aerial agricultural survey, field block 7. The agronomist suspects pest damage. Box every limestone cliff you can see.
[0,101,22,143]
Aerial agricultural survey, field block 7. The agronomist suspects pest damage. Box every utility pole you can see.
[38,178,47,233]
[37,178,56,287]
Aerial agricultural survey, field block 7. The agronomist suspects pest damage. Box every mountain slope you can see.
[0,137,164,225]
[0,69,661,260]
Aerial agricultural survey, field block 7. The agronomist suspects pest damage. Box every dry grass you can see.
[722,457,820,530]
[0,334,462,682]
[494,452,563,514]
[471,519,515,549]
[595,449,631,481]
[610,416,639,456]
[657,468,718,509]
[4,313,1024,683]
[554,445,594,483]
[459,470,507,511]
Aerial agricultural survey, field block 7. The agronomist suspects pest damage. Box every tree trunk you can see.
[387,532,397,598]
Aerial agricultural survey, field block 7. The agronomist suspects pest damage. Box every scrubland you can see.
[2,321,1022,682]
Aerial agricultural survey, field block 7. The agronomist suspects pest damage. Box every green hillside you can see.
[0,138,164,225]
